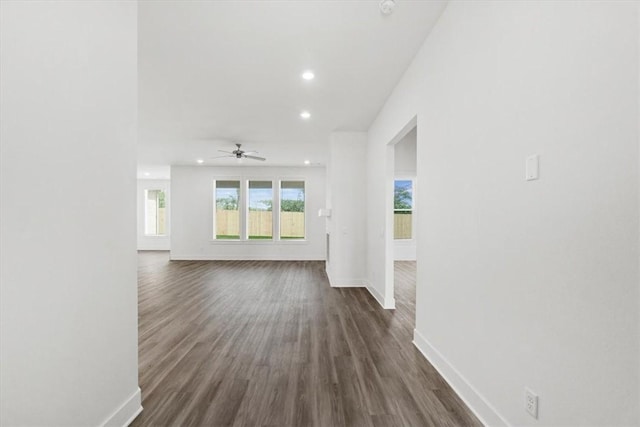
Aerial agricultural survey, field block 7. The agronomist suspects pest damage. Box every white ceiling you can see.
[138,0,447,175]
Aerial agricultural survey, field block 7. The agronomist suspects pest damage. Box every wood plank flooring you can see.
[132,252,481,427]
[393,261,418,341]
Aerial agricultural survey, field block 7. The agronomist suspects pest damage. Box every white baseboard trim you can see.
[170,254,324,261]
[385,296,396,309]
[100,387,142,427]
[364,281,395,309]
[325,268,365,287]
[412,329,509,427]
[330,281,365,287]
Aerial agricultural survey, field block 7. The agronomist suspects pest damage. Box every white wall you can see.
[171,165,326,260]
[326,132,367,287]
[365,1,639,425]
[394,128,417,261]
[137,179,171,250]
[394,127,417,176]
[0,1,141,426]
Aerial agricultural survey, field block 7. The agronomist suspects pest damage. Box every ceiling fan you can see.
[212,143,266,162]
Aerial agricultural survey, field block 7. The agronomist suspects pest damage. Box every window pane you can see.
[394,180,412,210]
[145,189,166,236]
[280,181,305,239]
[215,180,240,239]
[394,180,412,239]
[248,181,272,240]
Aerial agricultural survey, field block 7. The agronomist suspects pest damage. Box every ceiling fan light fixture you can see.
[212,143,266,162]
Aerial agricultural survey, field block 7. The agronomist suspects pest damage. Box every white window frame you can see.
[213,178,243,240]
[211,177,307,243]
[144,189,167,237]
[246,179,275,241]
[278,179,307,241]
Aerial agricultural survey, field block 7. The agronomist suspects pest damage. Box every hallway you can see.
[132,251,480,426]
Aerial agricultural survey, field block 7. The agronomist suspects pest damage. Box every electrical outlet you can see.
[525,388,538,419]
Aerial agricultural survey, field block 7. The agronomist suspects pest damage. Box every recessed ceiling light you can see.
[304,160,311,165]
[302,70,315,81]
[196,159,204,164]
[300,110,311,119]
[144,172,150,177]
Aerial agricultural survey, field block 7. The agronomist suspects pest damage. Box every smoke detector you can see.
[379,0,396,15]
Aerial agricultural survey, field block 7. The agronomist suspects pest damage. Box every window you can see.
[394,180,413,240]
[280,180,305,239]
[144,189,166,236]
[248,181,273,240]
[213,178,306,241]
[215,180,240,239]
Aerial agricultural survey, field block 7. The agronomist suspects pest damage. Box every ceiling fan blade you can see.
[244,155,266,161]
[210,155,235,159]
[242,151,258,155]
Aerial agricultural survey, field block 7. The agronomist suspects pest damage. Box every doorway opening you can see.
[393,127,417,326]
[384,117,417,330]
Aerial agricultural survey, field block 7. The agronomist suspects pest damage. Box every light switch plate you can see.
[526,155,539,181]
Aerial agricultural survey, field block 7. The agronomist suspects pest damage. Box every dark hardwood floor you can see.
[132,251,481,427]
[393,261,417,340]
